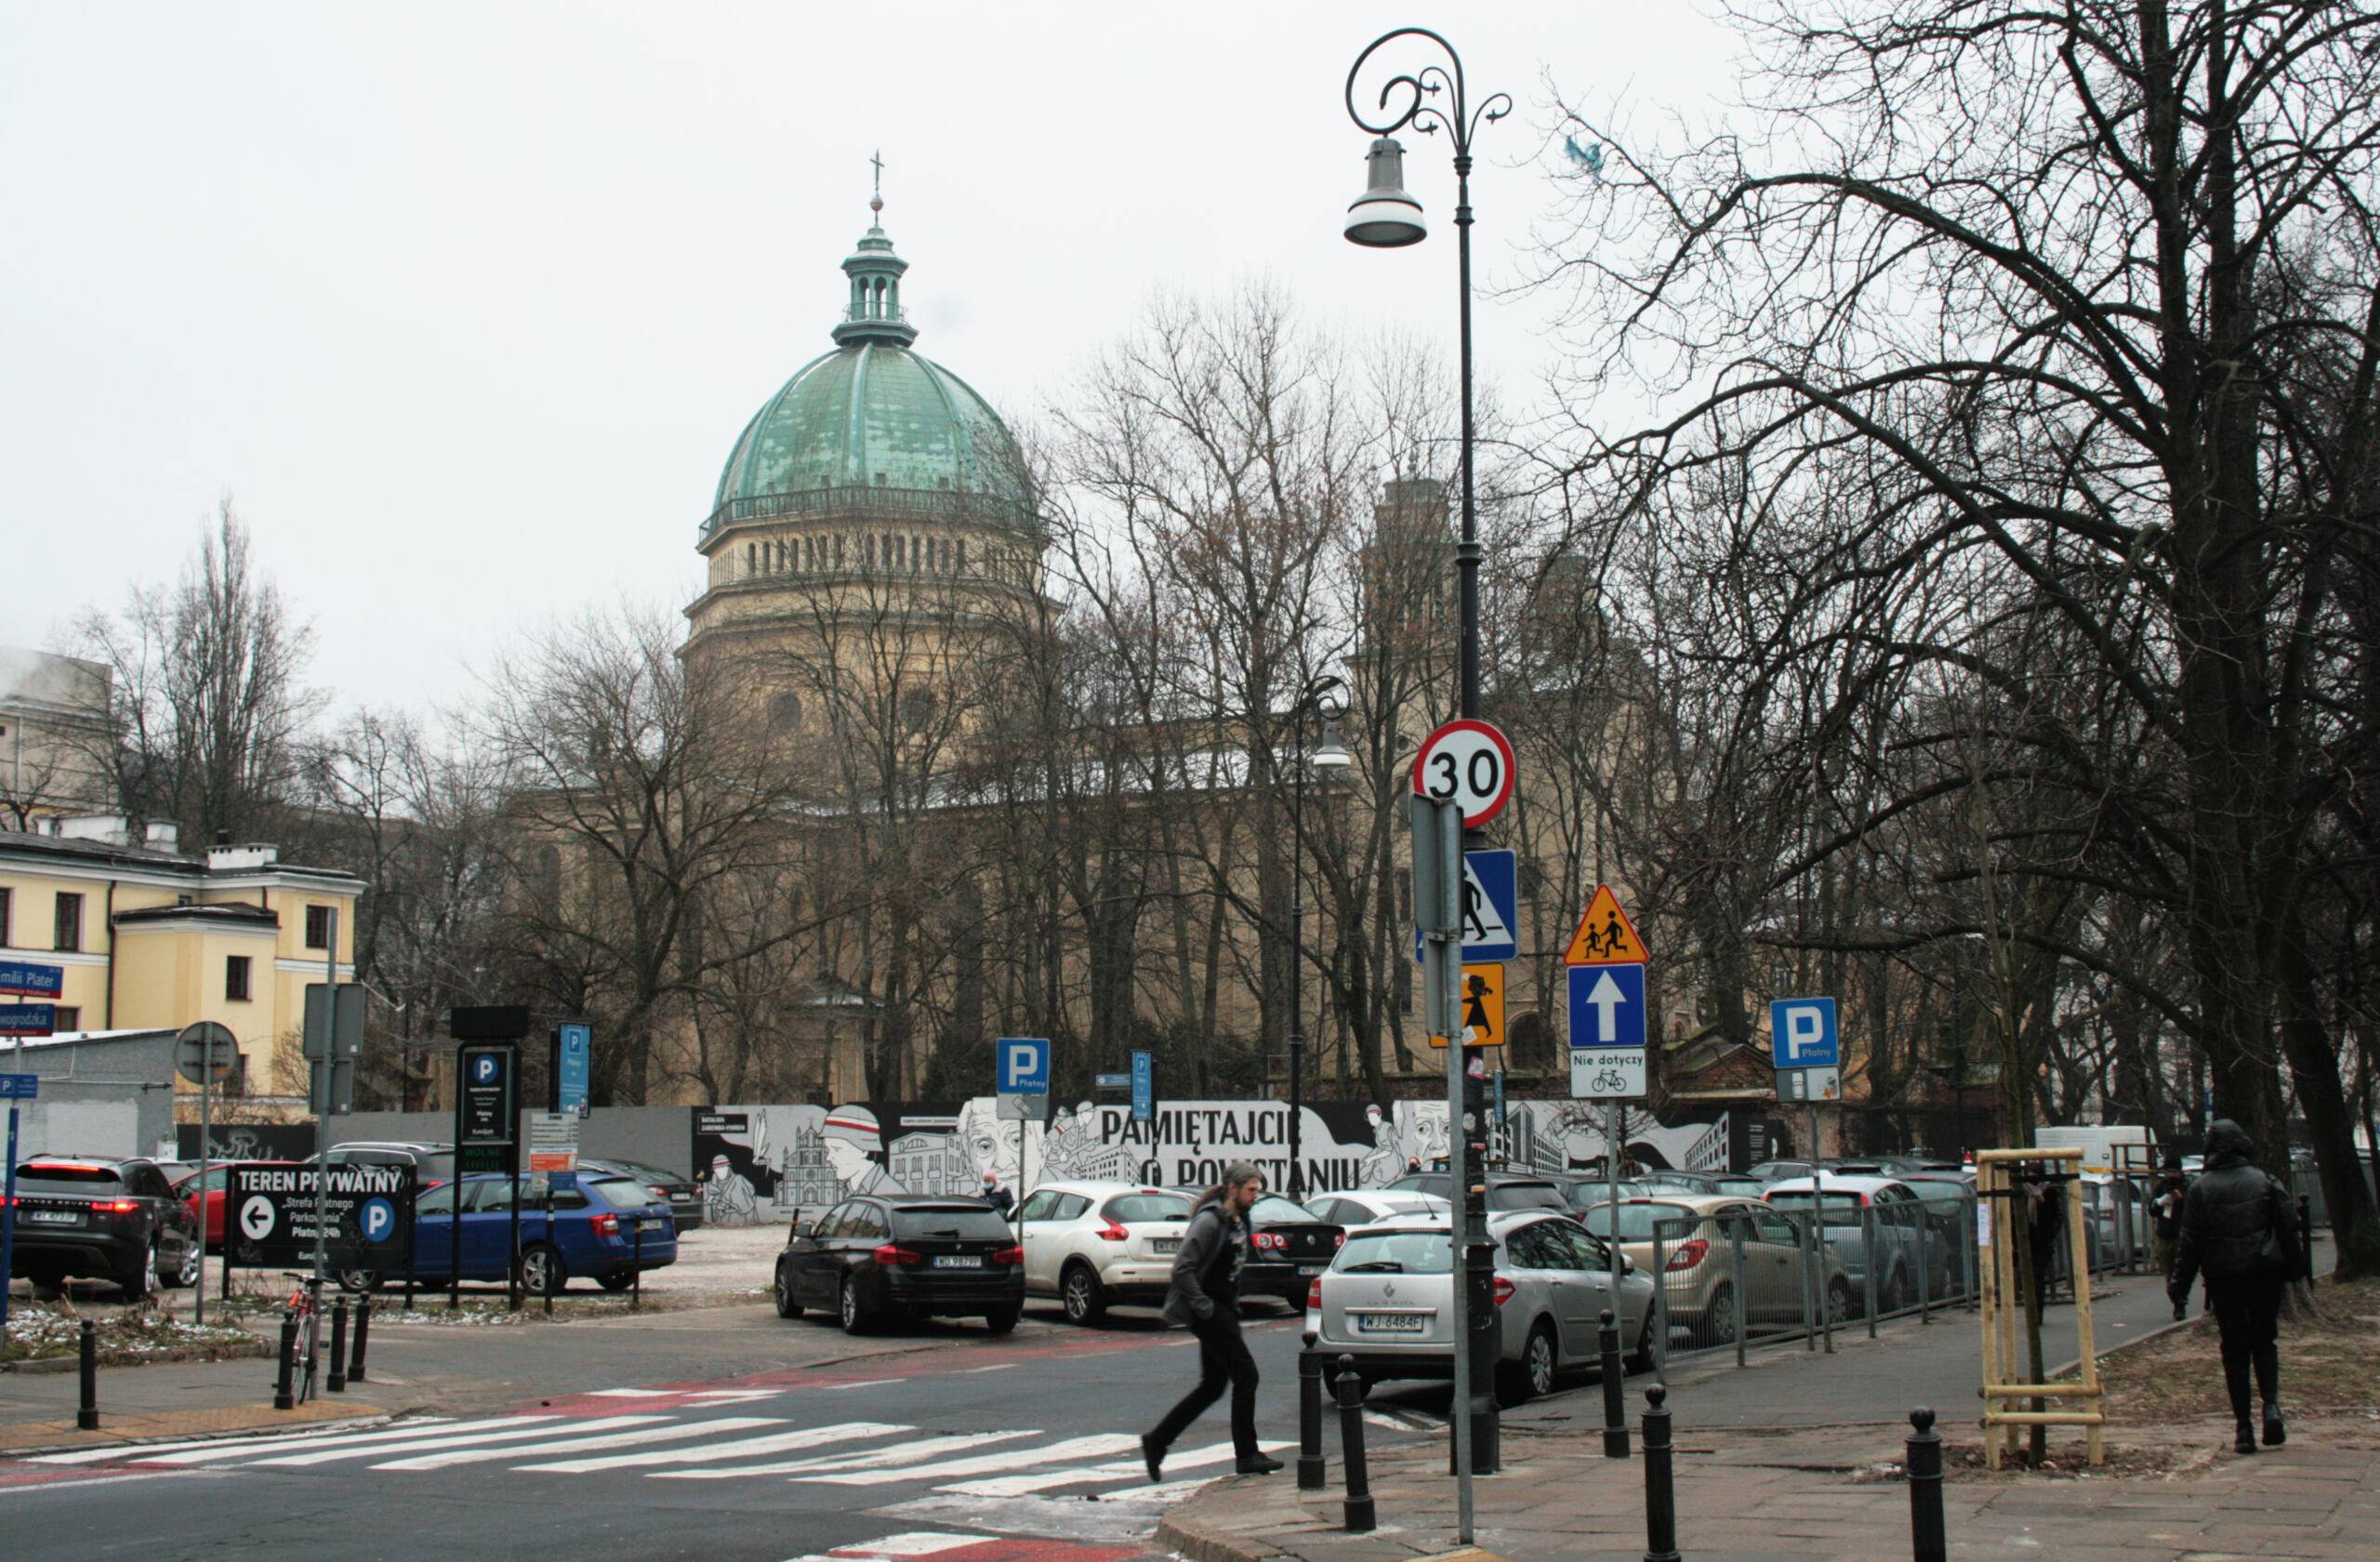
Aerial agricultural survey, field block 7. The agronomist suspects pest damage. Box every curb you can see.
[1155,1511,1288,1562]
[2047,1307,2197,1380]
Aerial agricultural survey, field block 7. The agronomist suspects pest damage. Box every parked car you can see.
[7,1155,202,1300]
[1632,1169,1728,1195]
[1552,1174,1652,1217]
[1309,1210,1659,1405]
[1763,1175,1932,1314]
[396,1170,676,1295]
[1900,1172,1977,1293]
[1307,1190,1449,1228]
[1712,1176,1770,1199]
[1388,1172,1575,1214]
[1016,1180,1193,1324]
[171,1158,299,1250]
[775,1195,1024,1334]
[1580,1195,1851,1345]
[578,1157,705,1232]
[1746,1159,1820,1183]
[1240,1195,1344,1307]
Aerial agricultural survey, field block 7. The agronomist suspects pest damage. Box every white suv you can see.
[1015,1180,1193,1324]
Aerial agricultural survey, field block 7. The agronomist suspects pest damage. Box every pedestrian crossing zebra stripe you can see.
[940,1438,1290,1497]
[374,1416,781,1471]
[245,1416,656,1467]
[517,1420,911,1474]
[652,1430,1036,1481]
[26,1417,463,1464]
[796,1434,1144,1487]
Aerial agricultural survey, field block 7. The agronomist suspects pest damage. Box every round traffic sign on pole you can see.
[1412,718,1516,828]
[174,1022,238,1085]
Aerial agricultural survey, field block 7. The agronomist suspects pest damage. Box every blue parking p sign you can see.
[1768,997,1839,1069]
[998,1037,1050,1095]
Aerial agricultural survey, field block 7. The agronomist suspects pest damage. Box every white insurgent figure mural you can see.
[822,1105,900,1198]
[703,1153,759,1224]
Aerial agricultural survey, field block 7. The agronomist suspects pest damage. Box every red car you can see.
[173,1160,298,1249]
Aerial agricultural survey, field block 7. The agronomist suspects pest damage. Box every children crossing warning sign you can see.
[1564,884,1647,964]
[1429,961,1506,1049]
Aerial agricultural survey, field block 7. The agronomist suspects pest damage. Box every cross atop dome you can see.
[834,153,917,349]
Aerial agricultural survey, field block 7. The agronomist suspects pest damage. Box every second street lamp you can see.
[1287,676,1351,1201]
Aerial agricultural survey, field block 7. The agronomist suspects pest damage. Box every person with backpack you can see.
[1141,1160,1282,1478]
[2167,1119,2305,1454]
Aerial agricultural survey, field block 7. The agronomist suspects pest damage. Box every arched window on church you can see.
[835,535,845,568]
[911,535,921,571]
[865,535,876,569]
[769,692,802,733]
[899,688,937,734]
[956,538,967,574]
[746,543,756,577]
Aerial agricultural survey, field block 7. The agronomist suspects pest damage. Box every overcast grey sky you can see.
[2,2,1729,716]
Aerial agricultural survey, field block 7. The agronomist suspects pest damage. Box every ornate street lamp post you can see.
[1287,676,1352,1200]
[1344,27,1510,1498]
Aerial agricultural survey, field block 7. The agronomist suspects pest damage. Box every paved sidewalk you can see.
[1162,1255,2380,1561]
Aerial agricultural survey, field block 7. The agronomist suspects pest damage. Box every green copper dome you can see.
[711,205,1025,516]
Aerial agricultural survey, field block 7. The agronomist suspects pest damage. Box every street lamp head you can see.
[1312,717,1354,774]
[1345,137,1426,247]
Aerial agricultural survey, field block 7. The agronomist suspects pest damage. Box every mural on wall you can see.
[691,1097,1744,1226]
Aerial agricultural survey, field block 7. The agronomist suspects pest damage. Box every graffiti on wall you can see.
[691,1098,1739,1226]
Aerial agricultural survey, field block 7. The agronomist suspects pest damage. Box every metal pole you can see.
[312,911,337,1304]
[1730,1216,1748,1369]
[1599,1307,1629,1457]
[195,1044,210,1326]
[1298,1329,1327,1489]
[0,1100,19,1333]
[1862,1204,1880,1337]
[1288,715,1306,1201]
[1908,1407,1947,1562]
[76,1318,99,1429]
[1428,805,1475,1540]
[1607,1101,1622,1297]
[1642,1385,1680,1562]
[1454,154,1479,720]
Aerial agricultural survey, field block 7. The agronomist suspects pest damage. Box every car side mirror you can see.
[1620,1253,1635,1275]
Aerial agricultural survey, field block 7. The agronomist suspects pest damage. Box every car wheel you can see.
[1695,1283,1738,1347]
[337,1268,383,1295]
[1498,1322,1557,1407]
[121,1239,156,1303]
[1627,1308,1658,1374]
[773,1264,802,1318]
[600,1271,635,1294]
[1060,1263,1108,1325]
[170,1239,201,1290]
[984,1304,1020,1335]
[519,1243,566,1298]
[1883,1268,1911,1314]
[839,1277,868,1335]
[1826,1277,1851,1325]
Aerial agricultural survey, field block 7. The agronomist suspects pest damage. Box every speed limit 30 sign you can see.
[1411,718,1516,828]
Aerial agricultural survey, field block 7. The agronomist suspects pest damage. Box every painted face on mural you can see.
[954,1097,1022,1186]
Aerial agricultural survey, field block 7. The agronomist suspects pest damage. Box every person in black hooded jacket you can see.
[2167,1119,2304,1454]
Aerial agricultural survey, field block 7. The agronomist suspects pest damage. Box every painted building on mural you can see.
[0,816,364,1111]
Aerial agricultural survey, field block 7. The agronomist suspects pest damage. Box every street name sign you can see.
[1410,718,1516,829]
[0,1005,57,1038]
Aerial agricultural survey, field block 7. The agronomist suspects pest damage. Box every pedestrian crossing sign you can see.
[1430,961,1505,1049]
[1563,884,1647,965]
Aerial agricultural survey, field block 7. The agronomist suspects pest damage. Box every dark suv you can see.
[8,1155,202,1300]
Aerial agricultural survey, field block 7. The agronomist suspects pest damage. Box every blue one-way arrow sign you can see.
[1567,963,1646,1050]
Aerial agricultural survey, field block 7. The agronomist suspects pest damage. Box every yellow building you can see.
[0,815,364,1111]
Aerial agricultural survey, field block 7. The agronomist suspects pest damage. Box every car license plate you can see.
[26,1210,79,1225]
[1297,1264,1324,1277]
[1152,1238,1180,1253]
[639,1218,666,1232]
[1352,1311,1426,1334]
[932,1254,984,1268]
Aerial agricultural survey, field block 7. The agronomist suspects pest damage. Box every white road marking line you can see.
[372,1416,779,1472]
[959,1363,1015,1373]
[829,1536,996,1557]
[584,1388,674,1397]
[1095,1475,1223,1502]
[800,1433,1144,1487]
[29,1418,460,1465]
[135,1418,575,1468]
[821,1378,906,1390]
[655,1431,1038,1481]
[245,1416,654,1467]
[940,1437,1291,1497]
[518,1421,909,1475]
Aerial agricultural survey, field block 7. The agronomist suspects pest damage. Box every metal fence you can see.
[1645,1192,1982,1372]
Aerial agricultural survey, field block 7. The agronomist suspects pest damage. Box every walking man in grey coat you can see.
[1142,1160,1282,1478]
[2167,1119,2305,1454]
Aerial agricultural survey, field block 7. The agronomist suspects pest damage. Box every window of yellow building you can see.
[53,891,81,951]
[226,955,253,1002]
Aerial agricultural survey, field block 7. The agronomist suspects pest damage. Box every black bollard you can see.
[349,1299,371,1383]
[2297,1196,2313,1286]
[1641,1383,1678,1562]
[326,1299,348,1393]
[1599,1308,1630,1458]
[76,1319,99,1431]
[1908,1407,1946,1562]
[271,1311,298,1411]
[1297,1329,1327,1490]
[1334,1354,1374,1534]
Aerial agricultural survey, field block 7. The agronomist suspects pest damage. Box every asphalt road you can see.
[3,1300,1429,1562]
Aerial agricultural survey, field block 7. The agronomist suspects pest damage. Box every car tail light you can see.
[93,1199,139,1214]
[992,1245,1023,1265]
[1667,1238,1709,1272]
[872,1244,924,1266]
[1095,1220,1130,1242]
[1492,1276,1515,1307]
[1253,1231,1285,1251]
[1333,1231,1345,1249]
[590,1211,619,1237]
[645,1185,669,1199]
[1306,1277,1323,1310]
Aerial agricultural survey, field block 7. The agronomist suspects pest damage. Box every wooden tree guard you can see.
[1975,1146,2104,1468]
